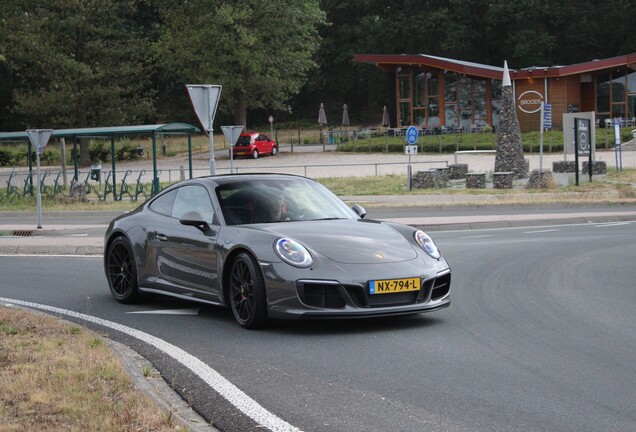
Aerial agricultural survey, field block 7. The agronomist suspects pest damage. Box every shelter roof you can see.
[0,123,201,142]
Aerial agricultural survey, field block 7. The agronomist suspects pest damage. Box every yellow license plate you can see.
[369,277,420,294]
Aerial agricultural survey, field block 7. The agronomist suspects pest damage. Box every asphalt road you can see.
[3,202,636,226]
[1,222,635,431]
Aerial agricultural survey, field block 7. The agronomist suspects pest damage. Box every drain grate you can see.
[12,230,34,237]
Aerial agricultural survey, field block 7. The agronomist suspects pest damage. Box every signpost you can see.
[405,126,419,190]
[269,115,274,138]
[539,102,552,172]
[26,129,53,229]
[221,125,244,174]
[186,84,222,175]
[613,119,623,172]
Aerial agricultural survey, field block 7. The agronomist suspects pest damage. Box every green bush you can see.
[116,143,141,161]
[0,149,12,166]
[40,150,58,165]
[90,142,110,163]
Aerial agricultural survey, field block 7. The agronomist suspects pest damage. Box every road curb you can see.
[108,339,219,432]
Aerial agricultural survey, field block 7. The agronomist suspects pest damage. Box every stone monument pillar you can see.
[494,61,528,179]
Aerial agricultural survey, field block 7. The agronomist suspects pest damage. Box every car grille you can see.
[297,273,450,309]
[298,282,346,308]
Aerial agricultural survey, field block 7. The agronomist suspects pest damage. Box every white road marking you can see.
[127,308,200,316]
[435,220,636,234]
[593,222,631,228]
[462,235,493,239]
[522,229,559,234]
[0,297,302,432]
[0,254,102,258]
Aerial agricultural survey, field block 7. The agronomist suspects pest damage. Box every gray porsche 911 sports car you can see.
[104,174,451,328]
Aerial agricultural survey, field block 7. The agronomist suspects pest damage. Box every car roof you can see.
[188,173,311,186]
[145,174,314,203]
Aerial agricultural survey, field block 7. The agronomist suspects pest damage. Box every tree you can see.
[155,0,326,128]
[0,0,157,166]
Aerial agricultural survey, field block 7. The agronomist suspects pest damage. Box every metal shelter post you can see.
[73,138,79,181]
[110,135,118,201]
[27,142,33,196]
[152,132,159,195]
[188,134,193,179]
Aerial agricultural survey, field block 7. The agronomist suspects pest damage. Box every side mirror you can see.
[351,204,366,219]
[179,211,211,233]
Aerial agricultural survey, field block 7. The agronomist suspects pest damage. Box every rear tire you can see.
[228,252,268,329]
[106,237,139,303]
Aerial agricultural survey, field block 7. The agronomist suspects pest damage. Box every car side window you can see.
[171,185,216,225]
[149,189,177,217]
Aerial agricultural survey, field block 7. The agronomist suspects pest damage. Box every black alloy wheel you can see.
[107,237,139,303]
[229,252,268,329]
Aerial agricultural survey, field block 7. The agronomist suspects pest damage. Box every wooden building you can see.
[353,53,636,132]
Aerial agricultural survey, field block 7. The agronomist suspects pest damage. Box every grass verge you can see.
[0,305,188,431]
[320,171,636,202]
[1,170,635,212]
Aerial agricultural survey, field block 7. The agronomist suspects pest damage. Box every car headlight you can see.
[275,238,313,268]
[414,230,441,259]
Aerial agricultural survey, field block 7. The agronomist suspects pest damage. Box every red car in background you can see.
[231,132,278,159]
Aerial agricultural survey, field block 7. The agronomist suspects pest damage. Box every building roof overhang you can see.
[354,53,636,80]
[353,54,506,79]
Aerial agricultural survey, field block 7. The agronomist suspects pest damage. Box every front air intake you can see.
[431,273,451,300]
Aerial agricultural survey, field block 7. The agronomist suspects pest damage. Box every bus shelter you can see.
[0,123,201,200]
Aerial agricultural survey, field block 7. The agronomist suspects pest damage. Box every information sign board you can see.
[574,117,593,186]
[543,103,552,129]
[576,118,591,155]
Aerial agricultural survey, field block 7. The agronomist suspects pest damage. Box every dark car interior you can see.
[219,187,287,225]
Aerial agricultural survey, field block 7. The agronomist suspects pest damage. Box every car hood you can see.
[256,219,418,264]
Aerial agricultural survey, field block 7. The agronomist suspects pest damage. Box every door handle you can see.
[156,233,168,242]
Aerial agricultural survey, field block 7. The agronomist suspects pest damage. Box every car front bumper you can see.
[260,257,451,320]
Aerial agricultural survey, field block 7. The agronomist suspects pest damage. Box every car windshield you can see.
[217,178,358,225]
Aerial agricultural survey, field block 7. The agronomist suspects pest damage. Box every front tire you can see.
[106,236,139,303]
[252,149,259,159]
[229,252,268,329]
[271,146,278,156]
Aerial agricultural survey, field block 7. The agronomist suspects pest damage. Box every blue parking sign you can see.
[406,126,419,145]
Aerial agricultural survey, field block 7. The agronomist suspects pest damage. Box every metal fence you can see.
[1,159,448,200]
